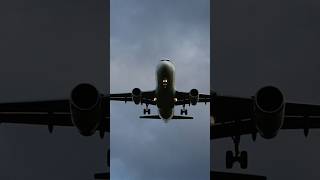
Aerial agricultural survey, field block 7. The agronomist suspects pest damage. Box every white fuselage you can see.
[155,60,176,120]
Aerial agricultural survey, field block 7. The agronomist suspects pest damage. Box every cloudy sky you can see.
[1,0,318,179]
[110,0,210,179]
[212,0,320,179]
[0,0,108,179]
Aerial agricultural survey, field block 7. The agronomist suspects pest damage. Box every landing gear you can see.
[226,135,248,169]
[143,104,151,114]
[180,104,188,115]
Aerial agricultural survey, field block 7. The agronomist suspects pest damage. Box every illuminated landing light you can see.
[174,98,178,102]
[153,97,157,101]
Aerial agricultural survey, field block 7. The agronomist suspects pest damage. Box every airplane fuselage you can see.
[155,60,176,120]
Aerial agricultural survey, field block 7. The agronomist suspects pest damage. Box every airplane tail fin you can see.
[139,115,193,119]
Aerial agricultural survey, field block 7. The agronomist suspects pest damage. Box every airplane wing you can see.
[0,97,109,134]
[211,93,320,139]
[110,90,156,105]
[0,99,73,127]
[175,90,210,105]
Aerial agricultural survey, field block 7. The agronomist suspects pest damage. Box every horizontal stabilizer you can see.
[211,171,266,180]
[139,115,193,119]
[172,115,193,119]
[139,115,161,119]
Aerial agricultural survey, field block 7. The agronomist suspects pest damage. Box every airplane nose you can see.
[157,60,175,74]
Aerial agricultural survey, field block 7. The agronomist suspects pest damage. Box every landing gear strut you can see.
[143,104,151,114]
[180,104,188,115]
[226,135,248,169]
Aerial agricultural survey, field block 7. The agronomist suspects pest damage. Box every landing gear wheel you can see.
[226,150,233,169]
[240,151,248,169]
[226,134,248,169]
[143,109,147,114]
[147,109,151,114]
[180,109,187,115]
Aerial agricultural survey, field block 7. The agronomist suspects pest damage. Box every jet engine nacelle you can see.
[132,88,142,105]
[253,86,285,139]
[70,83,102,136]
[189,89,199,105]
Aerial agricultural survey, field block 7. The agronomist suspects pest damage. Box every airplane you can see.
[0,60,319,177]
[110,59,210,121]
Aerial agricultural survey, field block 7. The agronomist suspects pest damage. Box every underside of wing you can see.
[110,90,156,105]
[0,96,110,136]
[175,90,210,105]
[282,102,320,132]
[211,93,320,139]
[0,99,73,126]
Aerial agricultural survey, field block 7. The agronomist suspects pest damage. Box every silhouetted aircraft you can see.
[1,60,319,177]
[211,88,320,169]
[110,59,210,121]
[0,83,110,178]
[0,83,109,138]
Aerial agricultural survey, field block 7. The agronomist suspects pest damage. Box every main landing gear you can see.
[143,104,151,114]
[180,104,188,115]
[226,135,248,169]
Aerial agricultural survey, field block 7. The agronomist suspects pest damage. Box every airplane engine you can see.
[189,89,199,105]
[132,88,142,105]
[253,86,285,139]
[70,83,103,136]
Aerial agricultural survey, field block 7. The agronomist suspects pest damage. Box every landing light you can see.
[174,98,177,102]
[153,97,157,101]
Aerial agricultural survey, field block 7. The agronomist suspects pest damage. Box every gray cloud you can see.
[111,0,210,179]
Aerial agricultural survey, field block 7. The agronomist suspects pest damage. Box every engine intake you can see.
[189,89,199,105]
[254,86,285,139]
[70,83,102,136]
[132,88,142,105]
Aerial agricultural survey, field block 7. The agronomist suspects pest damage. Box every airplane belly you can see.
[159,108,174,120]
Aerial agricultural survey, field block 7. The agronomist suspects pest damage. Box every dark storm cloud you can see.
[111,0,209,179]
[212,0,320,179]
[0,0,108,179]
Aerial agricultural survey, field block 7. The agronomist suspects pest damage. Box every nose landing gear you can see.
[226,135,248,169]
